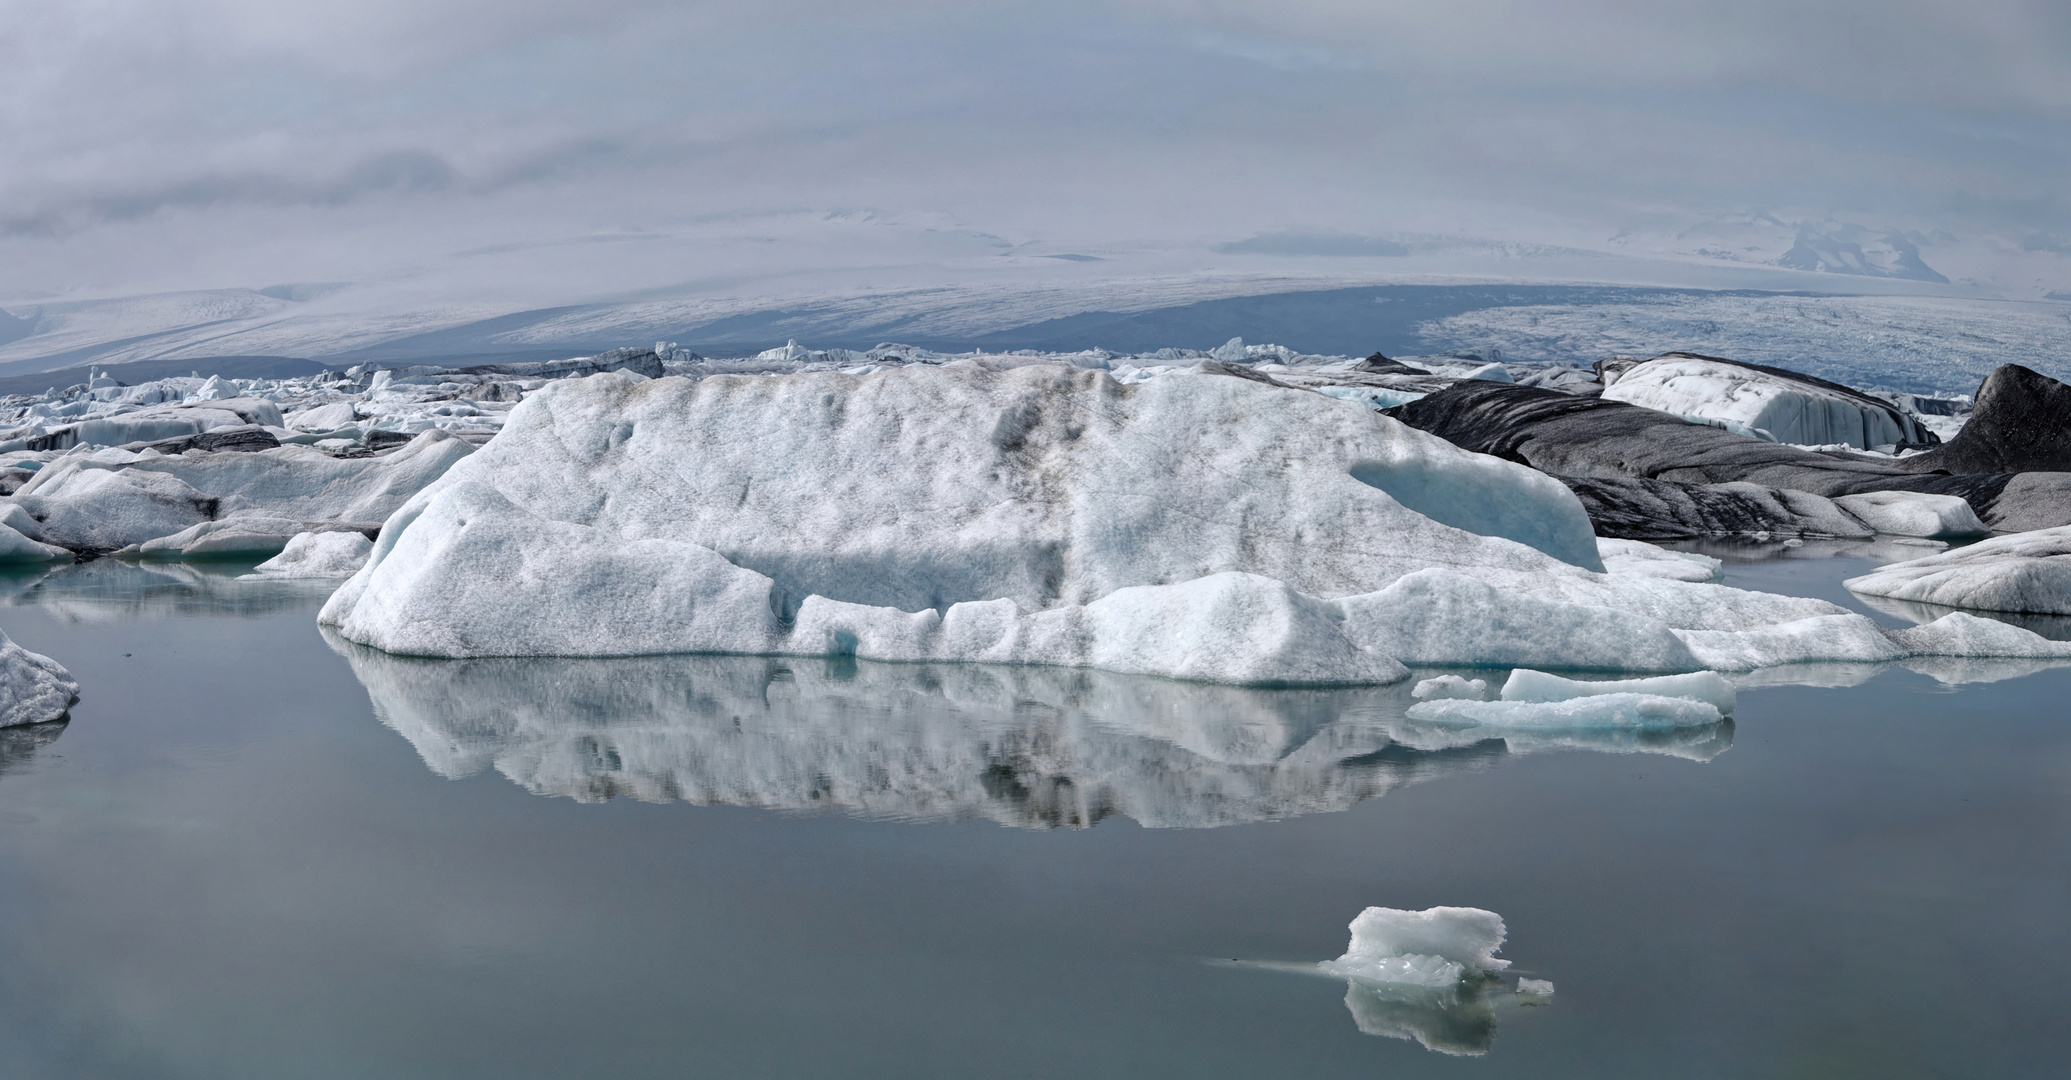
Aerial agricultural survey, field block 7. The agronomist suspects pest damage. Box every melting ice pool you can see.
[0,557,2066,1077]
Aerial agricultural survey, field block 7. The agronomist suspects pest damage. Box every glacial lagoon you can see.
[0,557,2065,1078]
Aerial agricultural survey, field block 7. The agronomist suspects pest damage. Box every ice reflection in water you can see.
[0,560,337,621]
[0,719,65,778]
[329,634,1734,829]
[1342,979,1501,1056]
[1851,590,2071,643]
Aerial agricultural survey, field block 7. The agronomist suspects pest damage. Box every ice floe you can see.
[1411,675,1487,700]
[0,630,77,728]
[244,530,374,578]
[1846,527,2071,615]
[1830,491,1989,539]
[1498,667,1737,713]
[1598,538,1722,581]
[11,430,472,556]
[1297,906,1540,1055]
[1319,906,1511,987]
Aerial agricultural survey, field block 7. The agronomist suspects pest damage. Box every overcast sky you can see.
[3,0,2067,303]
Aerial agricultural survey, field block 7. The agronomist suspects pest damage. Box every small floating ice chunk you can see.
[1499,667,1736,714]
[247,530,374,578]
[1407,693,1723,729]
[1411,675,1487,701]
[1516,978,1555,995]
[1319,906,1510,988]
[0,630,78,728]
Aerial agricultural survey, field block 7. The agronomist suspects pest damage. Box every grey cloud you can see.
[0,0,2066,301]
[1,151,461,237]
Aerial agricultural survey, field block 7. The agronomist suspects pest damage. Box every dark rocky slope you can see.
[1385,379,2071,534]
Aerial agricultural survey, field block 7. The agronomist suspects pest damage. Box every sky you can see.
[3,0,2069,307]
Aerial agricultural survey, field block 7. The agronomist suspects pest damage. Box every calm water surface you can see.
[0,558,2065,1078]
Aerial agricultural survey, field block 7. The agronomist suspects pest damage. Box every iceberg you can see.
[12,430,472,554]
[1830,491,1988,539]
[1601,353,1933,449]
[243,530,373,578]
[1846,527,2071,615]
[1497,667,1736,713]
[318,363,2071,682]
[0,629,77,728]
[1319,906,1511,987]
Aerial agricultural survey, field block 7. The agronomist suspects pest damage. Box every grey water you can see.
[0,559,2066,1078]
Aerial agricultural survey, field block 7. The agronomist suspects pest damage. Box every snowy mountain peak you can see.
[1775,224,1949,283]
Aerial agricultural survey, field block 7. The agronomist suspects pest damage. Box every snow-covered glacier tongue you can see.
[319,361,2071,683]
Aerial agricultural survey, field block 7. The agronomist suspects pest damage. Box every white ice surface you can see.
[0,629,77,728]
[1889,611,2071,658]
[1846,527,2071,615]
[1319,906,1510,988]
[1516,979,1555,995]
[1499,667,1736,714]
[1598,538,1723,582]
[319,363,2071,681]
[1411,675,1487,701]
[1602,355,1928,448]
[1831,491,1989,539]
[0,522,71,563]
[12,430,472,553]
[244,530,373,577]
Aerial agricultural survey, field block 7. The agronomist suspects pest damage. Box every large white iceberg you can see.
[243,530,374,578]
[0,629,77,728]
[320,363,2071,682]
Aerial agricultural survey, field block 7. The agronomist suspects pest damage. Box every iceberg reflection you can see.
[331,638,1736,828]
[1851,591,2071,643]
[1342,979,1499,1056]
[0,560,336,621]
[0,719,66,778]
